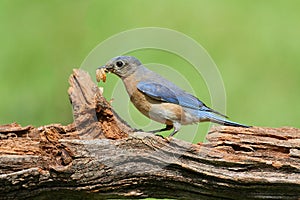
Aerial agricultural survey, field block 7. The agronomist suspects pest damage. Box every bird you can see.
[98,56,250,137]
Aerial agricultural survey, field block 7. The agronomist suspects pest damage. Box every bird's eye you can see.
[115,60,125,68]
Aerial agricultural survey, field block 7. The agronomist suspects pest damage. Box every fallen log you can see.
[0,69,299,200]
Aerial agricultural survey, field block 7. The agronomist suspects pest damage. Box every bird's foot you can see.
[164,136,173,143]
[154,134,166,139]
[148,125,173,134]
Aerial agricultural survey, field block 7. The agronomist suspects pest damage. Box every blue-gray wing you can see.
[137,81,205,110]
[137,81,228,118]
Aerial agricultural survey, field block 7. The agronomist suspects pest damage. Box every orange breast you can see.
[130,89,186,125]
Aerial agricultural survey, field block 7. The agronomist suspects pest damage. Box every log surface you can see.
[0,69,299,200]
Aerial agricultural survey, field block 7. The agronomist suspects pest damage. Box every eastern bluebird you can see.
[98,56,250,137]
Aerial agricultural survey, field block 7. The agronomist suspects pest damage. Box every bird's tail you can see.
[198,111,251,128]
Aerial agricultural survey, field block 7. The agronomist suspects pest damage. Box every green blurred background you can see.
[1,0,299,141]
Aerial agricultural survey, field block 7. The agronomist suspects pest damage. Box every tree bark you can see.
[0,69,299,200]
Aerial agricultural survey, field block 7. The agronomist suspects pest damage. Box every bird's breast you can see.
[129,89,193,125]
[129,89,156,118]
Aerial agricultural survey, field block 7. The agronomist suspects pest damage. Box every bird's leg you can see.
[168,122,181,137]
[163,123,181,142]
[168,129,178,137]
[148,124,173,134]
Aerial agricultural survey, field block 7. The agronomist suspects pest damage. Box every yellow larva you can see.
[96,68,106,83]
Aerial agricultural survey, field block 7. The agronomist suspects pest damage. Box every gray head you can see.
[98,56,142,78]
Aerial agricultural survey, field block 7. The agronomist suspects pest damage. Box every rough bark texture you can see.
[0,69,299,200]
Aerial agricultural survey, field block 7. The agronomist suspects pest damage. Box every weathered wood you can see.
[0,69,299,200]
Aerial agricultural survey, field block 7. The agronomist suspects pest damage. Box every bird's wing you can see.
[137,81,228,118]
[137,81,205,110]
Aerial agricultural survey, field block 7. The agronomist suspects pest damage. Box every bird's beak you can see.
[97,65,113,73]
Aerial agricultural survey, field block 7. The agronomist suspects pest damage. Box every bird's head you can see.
[98,56,142,79]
